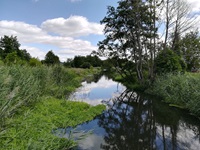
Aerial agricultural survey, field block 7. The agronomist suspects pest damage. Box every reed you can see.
[0,65,88,122]
[146,73,200,117]
[0,65,104,149]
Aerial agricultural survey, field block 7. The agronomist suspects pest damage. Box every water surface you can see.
[65,75,200,150]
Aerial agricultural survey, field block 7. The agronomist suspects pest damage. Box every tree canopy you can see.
[43,50,60,65]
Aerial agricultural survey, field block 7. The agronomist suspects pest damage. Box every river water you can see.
[65,75,200,150]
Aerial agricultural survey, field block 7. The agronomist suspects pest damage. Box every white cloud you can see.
[187,0,200,12]
[20,45,46,60]
[41,16,104,37]
[0,16,103,60]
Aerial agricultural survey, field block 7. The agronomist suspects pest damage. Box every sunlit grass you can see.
[0,64,103,149]
[0,97,105,150]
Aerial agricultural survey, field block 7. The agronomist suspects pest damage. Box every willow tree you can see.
[98,0,158,83]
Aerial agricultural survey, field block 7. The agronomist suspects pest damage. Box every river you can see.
[64,75,200,150]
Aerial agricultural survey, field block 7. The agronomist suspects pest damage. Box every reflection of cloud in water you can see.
[156,122,200,150]
[78,134,105,150]
[69,76,126,105]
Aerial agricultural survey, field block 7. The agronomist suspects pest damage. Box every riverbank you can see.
[146,72,200,118]
[105,70,200,119]
[0,65,105,149]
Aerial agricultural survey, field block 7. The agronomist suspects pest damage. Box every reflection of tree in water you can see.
[98,90,200,150]
[99,90,156,150]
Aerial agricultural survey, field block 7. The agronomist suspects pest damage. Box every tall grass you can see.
[0,65,91,126]
[146,73,200,117]
[0,65,104,149]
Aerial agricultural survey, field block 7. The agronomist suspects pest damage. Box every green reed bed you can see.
[146,73,200,117]
[0,65,82,122]
[0,65,105,149]
[0,97,105,150]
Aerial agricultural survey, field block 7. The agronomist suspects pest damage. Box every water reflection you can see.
[67,76,200,150]
[67,90,200,150]
[69,75,126,106]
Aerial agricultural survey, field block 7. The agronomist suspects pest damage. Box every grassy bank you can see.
[146,73,200,118]
[0,98,105,150]
[0,65,104,149]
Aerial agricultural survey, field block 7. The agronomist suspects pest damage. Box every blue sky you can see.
[0,0,117,61]
[0,0,200,61]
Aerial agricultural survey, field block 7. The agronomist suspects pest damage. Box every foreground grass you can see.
[0,65,99,124]
[146,72,200,118]
[0,65,103,149]
[0,97,105,150]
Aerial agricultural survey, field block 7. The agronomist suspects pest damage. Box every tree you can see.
[63,58,73,68]
[44,50,60,65]
[0,35,20,59]
[98,0,158,82]
[73,56,85,68]
[179,31,200,71]
[0,35,32,62]
[161,0,197,53]
[155,49,186,74]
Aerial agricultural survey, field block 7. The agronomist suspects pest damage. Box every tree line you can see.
[0,35,103,68]
[97,0,200,84]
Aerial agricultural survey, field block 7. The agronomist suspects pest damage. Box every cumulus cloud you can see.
[0,16,103,60]
[41,16,104,37]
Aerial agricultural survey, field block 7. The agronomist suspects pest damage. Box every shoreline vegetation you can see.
[145,72,200,119]
[105,70,200,119]
[0,65,105,150]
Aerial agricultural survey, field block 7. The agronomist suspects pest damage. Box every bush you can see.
[29,58,42,66]
[155,49,186,74]
[81,62,91,69]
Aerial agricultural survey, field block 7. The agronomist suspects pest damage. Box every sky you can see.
[0,0,200,61]
[0,0,117,61]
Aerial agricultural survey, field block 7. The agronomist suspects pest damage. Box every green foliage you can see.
[0,35,31,64]
[155,49,186,74]
[0,35,20,59]
[4,51,20,65]
[98,0,158,82]
[0,65,103,149]
[0,65,92,124]
[43,50,60,65]
[146,73,200,117]
[0,98,105,150]
[72,55,102,68]
[29,58,42,66]
[179,31,200,71]
[81,62,91,69]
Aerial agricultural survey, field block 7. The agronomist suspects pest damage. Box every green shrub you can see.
[29,58,42,66]
[155,49,186,74]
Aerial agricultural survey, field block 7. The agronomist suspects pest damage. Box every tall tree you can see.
[0,35,20,59]
[179,31,200,70]
[98,0,158,82]
[161,0,197,53]
[44,50,60,65]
